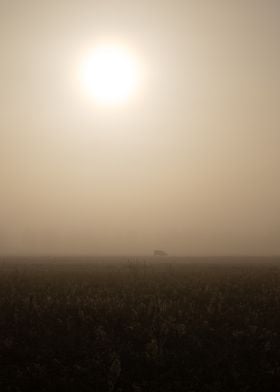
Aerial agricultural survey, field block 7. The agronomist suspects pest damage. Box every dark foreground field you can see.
[1,258,280,392]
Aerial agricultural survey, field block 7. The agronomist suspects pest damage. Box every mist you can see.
[1,0,280,256]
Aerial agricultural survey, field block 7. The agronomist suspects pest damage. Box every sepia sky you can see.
[1,0,280,256]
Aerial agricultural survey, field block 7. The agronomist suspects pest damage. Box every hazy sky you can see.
[1,0,280,256]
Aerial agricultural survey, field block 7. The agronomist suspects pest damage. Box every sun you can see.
[80,44,140,105]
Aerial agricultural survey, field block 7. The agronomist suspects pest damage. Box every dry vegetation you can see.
[1,259,280,391]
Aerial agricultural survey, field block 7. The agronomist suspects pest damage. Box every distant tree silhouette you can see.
[153,249,168,256]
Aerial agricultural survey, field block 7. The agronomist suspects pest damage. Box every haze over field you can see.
[1,0,279,256]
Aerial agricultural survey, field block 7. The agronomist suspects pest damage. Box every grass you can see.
[0,258,280,391]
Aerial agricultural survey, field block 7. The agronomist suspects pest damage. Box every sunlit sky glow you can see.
[80,44,140,105]
[0,0,280,256]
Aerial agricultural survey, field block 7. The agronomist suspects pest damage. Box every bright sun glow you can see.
[80,44,140,105]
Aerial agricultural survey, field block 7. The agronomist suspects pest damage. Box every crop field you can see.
[1,258,280,392]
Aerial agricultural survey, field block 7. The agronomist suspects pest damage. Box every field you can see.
[1,257,280,392]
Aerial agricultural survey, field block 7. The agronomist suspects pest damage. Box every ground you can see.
[1,257,280,391]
